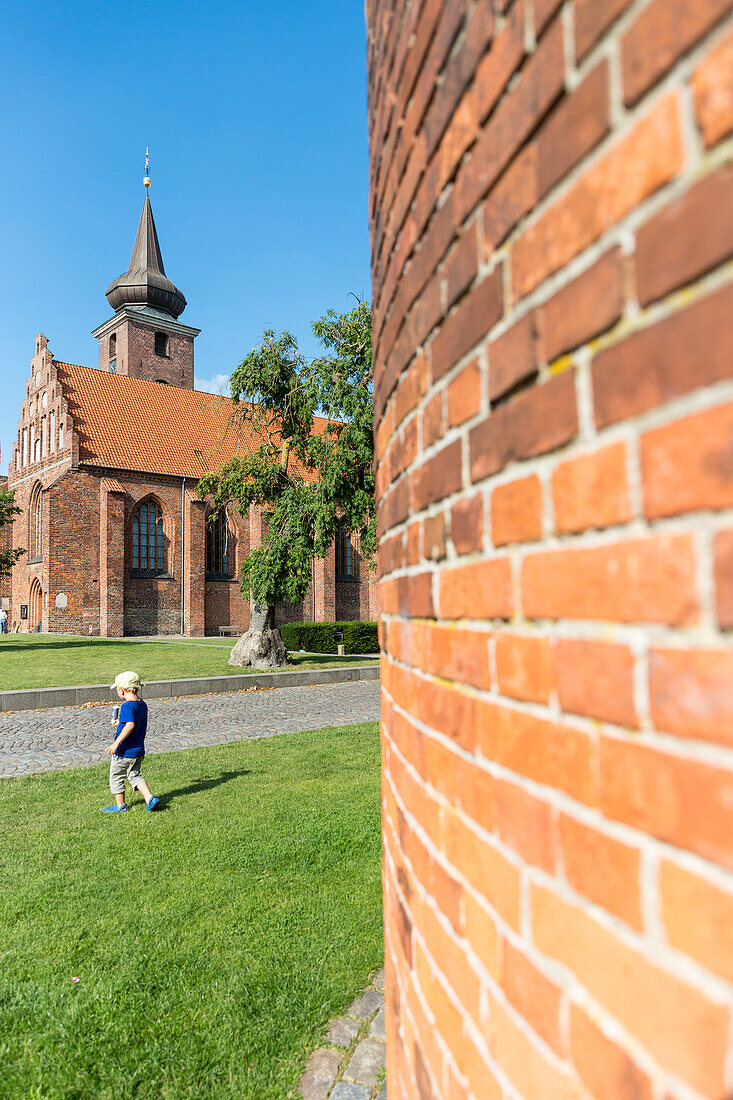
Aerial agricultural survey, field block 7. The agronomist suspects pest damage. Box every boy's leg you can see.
[127,759,158,808]
[106,757,128,810]
[136,779,153,803]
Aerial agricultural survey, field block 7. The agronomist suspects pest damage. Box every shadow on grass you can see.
[0,638,159,654]
[155,768,252,808]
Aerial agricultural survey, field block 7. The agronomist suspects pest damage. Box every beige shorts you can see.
[110,755,145,795]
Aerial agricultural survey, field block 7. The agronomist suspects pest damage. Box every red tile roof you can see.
[56,362,324,481]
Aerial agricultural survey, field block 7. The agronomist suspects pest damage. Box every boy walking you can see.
[104,671,160,813]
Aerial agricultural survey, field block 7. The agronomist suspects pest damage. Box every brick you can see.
[537,61,611,199]
[412,440,463,511]
[541,249,625,363]
[450,494,484,555]
[522,534,698,625]
[406,520,421,567]
[495,780,556,872]
[636,164,733,305]
[463,894,500,979]
[496,631,552,703]
[471,370,578,481]
[488,312,541,403]
[535,0,563,34]
[715,528,733,628]
[424,512,447,562]
[500,940,563,1052]
[513,95,684,299]
[574,0,633,60]
[420,391,445,451]
[600,735,733,868]
[481,144,539,253]
[593,282,733,428]
[559,813,643,929]
[661,860,733,983]
[418,622,493,692]
[446,358,481,427]
[491,475,543,546]
[555,638,638,729]
[622,0,732,105]
[443,813,522,928]
[569,1004,653,1100]
[430,266,504,382]
[471,1,525,126]
[439,557,513,619]
[693,28,733,147]
[649,647,733,747]
[480,703,596,805]
[552,441,633,534]
[481,983,589,1100]
[641,401,733,519]
[380,572,435,619]
[532,883,730,1096]
[442,222,479,311]
[455,17,565,221]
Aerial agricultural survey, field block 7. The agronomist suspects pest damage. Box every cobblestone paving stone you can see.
[0,681,381,778]
[299,969,387,1100]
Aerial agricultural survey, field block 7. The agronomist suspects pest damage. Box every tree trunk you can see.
[228,601,289,669]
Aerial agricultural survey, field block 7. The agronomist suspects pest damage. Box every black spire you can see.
[105,194,186,319]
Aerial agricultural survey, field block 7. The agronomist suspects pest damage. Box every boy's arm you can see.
[107,720,135,755]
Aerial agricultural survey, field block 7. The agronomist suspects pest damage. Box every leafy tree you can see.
[198,300,374,665]
[0,488,23,580]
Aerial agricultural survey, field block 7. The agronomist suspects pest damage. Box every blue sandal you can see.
[146,796,160,812]
[102,804,128,812]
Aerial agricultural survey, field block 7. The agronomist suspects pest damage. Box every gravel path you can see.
[0,680,381,778]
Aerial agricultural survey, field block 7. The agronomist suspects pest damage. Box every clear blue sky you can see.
[0,1,371,474]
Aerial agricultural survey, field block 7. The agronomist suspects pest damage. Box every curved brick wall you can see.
[366,2,733,1097]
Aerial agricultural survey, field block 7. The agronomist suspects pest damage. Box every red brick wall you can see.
[367,2,733,1098]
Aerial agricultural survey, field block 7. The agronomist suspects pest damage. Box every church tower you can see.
[92,159,199,389]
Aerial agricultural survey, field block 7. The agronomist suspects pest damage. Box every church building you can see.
[2,184,376,636]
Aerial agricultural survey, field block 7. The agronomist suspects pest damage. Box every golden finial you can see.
[143,147,151,190]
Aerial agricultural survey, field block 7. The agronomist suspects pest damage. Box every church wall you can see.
[0,477,12,611]
[47,469,101,635]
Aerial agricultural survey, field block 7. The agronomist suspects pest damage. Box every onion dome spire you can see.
[105,154,186,319]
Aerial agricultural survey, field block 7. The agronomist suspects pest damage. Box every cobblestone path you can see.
[0,680,381,777]
[299,968,387,1100]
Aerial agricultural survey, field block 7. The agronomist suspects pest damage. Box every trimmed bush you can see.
[280,621,379,655]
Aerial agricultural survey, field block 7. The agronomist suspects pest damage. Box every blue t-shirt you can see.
[115,699,148,758]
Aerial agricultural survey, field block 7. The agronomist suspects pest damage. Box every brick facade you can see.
[4,338,374,636]
[367,2,733,1097]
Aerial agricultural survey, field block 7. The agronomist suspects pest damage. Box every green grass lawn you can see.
[0,722,383,1099]
[0,634,379,692]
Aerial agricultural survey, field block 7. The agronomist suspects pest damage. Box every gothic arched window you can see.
[206,513,234,578]
[109,333,116,358]
[336,519,357,579]
[29,484,43,561]
[154,332,169,357]
[132,500,167,574]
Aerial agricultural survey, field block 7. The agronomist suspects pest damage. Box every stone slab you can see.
[343,1039,386,1087]
[345,989,384,1019]
[327,1016,361,1048]
[372,967,385,992]
[299,1047,342,1100]
[329,1084,372,1100]
[369,1005,386,1041]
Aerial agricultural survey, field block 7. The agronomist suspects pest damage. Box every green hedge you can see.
[280,621,379,655]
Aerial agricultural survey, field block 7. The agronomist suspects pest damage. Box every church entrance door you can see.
[29,579,43,632]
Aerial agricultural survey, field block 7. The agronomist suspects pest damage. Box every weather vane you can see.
[143,148,151,190]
